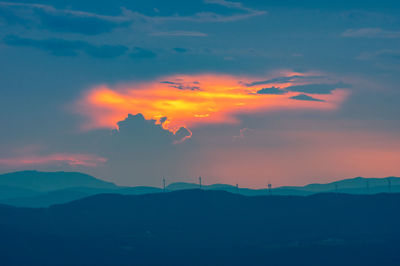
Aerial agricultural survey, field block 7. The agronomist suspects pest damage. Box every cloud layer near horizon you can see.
[0,153,107,167]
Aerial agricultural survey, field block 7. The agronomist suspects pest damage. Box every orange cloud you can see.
[75,73,349,132]
[0,153,107,167]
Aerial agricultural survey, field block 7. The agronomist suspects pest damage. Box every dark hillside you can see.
[0,190,400,265]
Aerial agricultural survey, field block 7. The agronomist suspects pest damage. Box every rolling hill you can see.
[0,171,399,207]
[0,170,117,191]
[0,190,400,265]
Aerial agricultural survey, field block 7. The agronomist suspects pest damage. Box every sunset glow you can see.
[76,73,349,132]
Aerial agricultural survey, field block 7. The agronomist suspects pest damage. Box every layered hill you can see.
[0,171,399,207]
[0,170,117,191]
[1,190,400,265]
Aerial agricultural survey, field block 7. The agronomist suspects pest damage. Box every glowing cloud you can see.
[0,153,107,167]
[75,72,350,132]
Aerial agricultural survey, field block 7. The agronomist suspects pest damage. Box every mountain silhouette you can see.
[0,170,117,191]
[0,171,399,207]
[0,186,165,207]
[0,189,90,208]
[281,176,400,192]
[167,176,400,195]
[0,190,400,265]
[0,185,40,199]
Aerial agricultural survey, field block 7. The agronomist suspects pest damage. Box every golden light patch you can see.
[75,73,349,133]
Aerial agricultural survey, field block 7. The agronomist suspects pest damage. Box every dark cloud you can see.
[115,113,172,144]
[3,35,128,58]
[160,80,200,91]
[173,47,188,53]
[129,47,157,59]
[290,94,325,102]
[0,2,130,35]
[114,113,190,145]
[285,83,347,94]
[247,75,303,86]
[173,127,192,143]
[159,117,168,124]
[257,86,287,95]
[246,75,323,87]
[89,113,192,185]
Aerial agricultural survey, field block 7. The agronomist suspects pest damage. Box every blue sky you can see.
[1,0,400,187]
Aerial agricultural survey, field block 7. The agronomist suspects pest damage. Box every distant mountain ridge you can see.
[0,170,399,207]
[0,170,117,191]
[0,171,163,207]
[167,176,400,195]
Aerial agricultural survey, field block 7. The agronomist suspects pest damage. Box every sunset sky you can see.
[1,0,400,187]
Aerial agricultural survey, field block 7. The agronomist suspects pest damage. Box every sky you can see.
[0,0,400,188]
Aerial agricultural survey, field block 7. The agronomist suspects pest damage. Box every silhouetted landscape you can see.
[0,171,400,265]
[2,0,400,265]
[1,171,399,207]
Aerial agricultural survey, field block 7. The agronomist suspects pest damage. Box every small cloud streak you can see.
[4,35,128,58]
[173,47,188,53]
[75,72,349,133]
[150,31,207,37]
[204,0,267,17]
[233,127,255,141]
[342,28,400,38]
[290,94,325,102]
[0,153,107,167]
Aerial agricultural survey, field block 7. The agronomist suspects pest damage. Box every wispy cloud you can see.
[357,49,400,61]
[342,28,400,38]
[127,0,266,23]
[150,31,207,37]
[284,83,348,95]
[0,1,130,35]
[233,127,255,141]
[4,35,129,58]
[127,9,265,24]
[0,1,267,36]
[246,74,324,87]
[205,0,266,14]
[173,47,188,53]
[0,153,107,167]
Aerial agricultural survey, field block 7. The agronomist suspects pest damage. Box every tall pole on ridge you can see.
[163,178,166,192]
